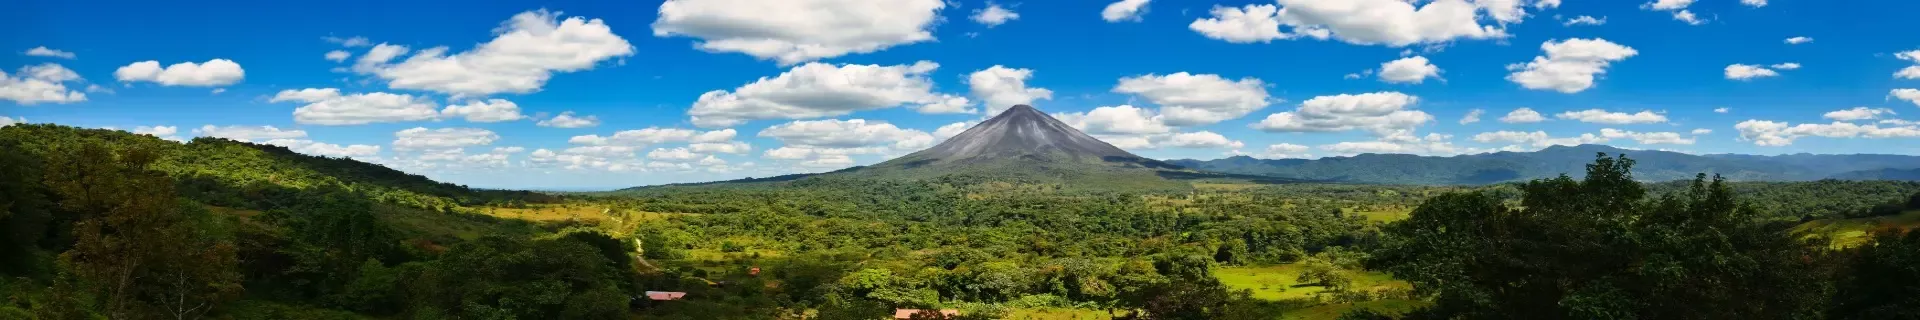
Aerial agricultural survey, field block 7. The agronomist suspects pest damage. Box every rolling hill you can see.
[1169,144,1920,185]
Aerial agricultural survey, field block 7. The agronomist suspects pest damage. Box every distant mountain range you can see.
[1168,144,1920,185]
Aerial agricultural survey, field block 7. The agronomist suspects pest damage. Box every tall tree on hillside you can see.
[1828,230,1920,319]
[1371,154,1830,319]
[44,144,241,318]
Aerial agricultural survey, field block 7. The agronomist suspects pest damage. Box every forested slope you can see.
[1170,144,1920,185]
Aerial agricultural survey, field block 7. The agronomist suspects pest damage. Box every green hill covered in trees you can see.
[1169,144,1920,185]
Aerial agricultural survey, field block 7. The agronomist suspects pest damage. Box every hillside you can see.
[1829,168,1920,181]
[1170,144,1920,185]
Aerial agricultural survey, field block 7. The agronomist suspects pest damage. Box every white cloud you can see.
[1824,107,1896,121]
[1691,128,1712,135]
[1472,130,1609,147]
[1161,131,1244,149]
[0,63,88,104]
[1562,15,1605,26]
[969,65,1053,115]
[1599,128,1695,145]
[324,50,351,62]
[271,88,440,125]
[133,126,180,141]
[537,111,601,128]
[1378,56,1442,84]
[1714,107,1731,114]
[934,122,973,141]
[1262,143,1312,159]
[1112,72,1270,126]
[647,147,702,162]
[24,47,76,59]
[1054,105,1173,135]
[1192,0,1527,46]
[1555,109,1669,124]
[571,127,735,146]
[1102,0,1151,22]
[1669,10,1706,25]
[916,95,976,114]
[1741,0,1767,7]
[690,141,752,154]
[1899,50,1920,79]
[192,125,308,142]
[1321,132,1472,156]
[392,127,498,151]
[1784,37,1813,45]
[1771,63,1801,70]
[113,59,245,87]
[357,10,634,96]
[440,99,525,122]
[265,139,382,158]
[1459,109,1484,124]
[652,0,944,65]
[0,116,23,127]
[1251,92,1433,135]
[758,119,933,150]
[1725,64,1781,80]
[1507,38,1638,93]
[1889,88,1920,107]
[1736,120,1920,146]
[972,3,1019,27]
[324,36,373,47]
[689,61,951,127]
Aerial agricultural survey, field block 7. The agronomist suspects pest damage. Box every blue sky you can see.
[5,0,1920,190]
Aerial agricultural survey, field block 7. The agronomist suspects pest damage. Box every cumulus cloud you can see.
[689,61,952,127]
[1053,105,1172,135]
[1459,109,1484,124]
[916,95,976,114]
[1824,107,1896,121]
[24,46,76,59]
[1112,72,1270,126]
[1555,109,1669,124]
[970,65,1053,115]
[113,59,245,87]
[0,116,23,127]
[133,126,180,141]
[324,36,373,47]
[1507,38,1637,93]
[1898,50,1920,80]
[1736,119,1920,146]
[758,119,932,150]
[1,63,88,104]
[271,88,440,125]
[1261,143,1312,159]
[1160,131,1244,149]
[1741,0,1767,7]
[324,50,351,62]
[1714,107,1731,114]
[971,3,1019,27]
[690,141,752,154]
[1472,130,1608,147]
[1770,63,1801,70]
[1251,92,1433,135]
[1692,128,1712,135]
[1102,0,1151,22]
[646,147,701,162]
[440,99,525,123]
[1190,0,1532,46]
[1890,89,1920,107]
[354,10,634,96]
[1321,132,1473,156]
[1784,37,1812,45]
[652,0,944,65]
[265,139,382,158]
[1378,56,1442,84]
[392,127,498,151]
[1599,128,1695,145]
[934,122,974,141]
[571,127,736,146]
[1725,64,1782,80]
[192,125,308,142]
[1562,15,1605,26]
[537,111,601,128]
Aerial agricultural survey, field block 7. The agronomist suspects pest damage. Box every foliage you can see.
[1828,230,1920,319]
[1372,154,1833,319]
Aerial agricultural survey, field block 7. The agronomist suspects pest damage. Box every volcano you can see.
[876,104,1173,169]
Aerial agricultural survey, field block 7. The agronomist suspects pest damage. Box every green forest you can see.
[4,124,1920,319]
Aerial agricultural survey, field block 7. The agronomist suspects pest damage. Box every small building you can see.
[893,309,958,319]
[644,291,686,301]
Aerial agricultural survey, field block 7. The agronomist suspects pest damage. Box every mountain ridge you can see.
[1170,144,1920,185]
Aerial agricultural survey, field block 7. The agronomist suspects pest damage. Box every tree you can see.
[1372,154,1829,319]
[1829,230,1920,319]
[45,144,242,319]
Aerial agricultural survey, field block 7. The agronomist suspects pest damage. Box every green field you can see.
[1794,210,1920,249]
